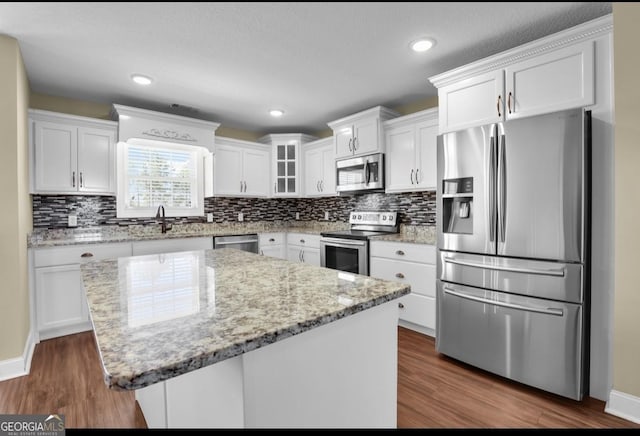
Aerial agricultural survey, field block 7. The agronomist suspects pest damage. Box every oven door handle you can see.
[321,237,367,247]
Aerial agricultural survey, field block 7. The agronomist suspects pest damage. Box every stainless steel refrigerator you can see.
[436,108,591,401]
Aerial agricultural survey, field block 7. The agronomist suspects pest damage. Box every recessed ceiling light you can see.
[269,109,284,117]
[131,74,153,85]
[410,37,436,53]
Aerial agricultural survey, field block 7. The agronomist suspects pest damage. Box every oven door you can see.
[320,237,369,276]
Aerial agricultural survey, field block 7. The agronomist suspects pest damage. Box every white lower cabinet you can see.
[286,233,320,267]
[259,233,286,259]
[369,240,436,336]
[32,242,132,340]
[131,237,213,256]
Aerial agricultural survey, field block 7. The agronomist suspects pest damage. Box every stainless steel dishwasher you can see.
[213,234,259,253]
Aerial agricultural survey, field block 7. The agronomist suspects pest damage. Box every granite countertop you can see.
[28,221,435,248]
[80,248,410,391]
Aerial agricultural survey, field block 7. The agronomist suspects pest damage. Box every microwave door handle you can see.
[364,159,370,185]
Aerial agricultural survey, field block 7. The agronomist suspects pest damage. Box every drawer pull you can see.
[269,238,275,242]
[80,252,94,258]
[395,272,405,279]
[396,250,405,256]
[398,302,405,309]
[300,239,305,243]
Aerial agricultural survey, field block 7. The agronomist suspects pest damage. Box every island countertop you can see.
[80,248,410,391]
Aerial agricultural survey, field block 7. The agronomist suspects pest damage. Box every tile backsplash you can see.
[32,191,436,229]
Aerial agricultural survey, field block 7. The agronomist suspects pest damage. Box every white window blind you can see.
[117,139,205,218]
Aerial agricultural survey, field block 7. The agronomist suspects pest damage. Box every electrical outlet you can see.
[206,213,213,223]
[295,212,300,220]
[68,215,77,227]
[238,212,244,222]
[324,211,330,220]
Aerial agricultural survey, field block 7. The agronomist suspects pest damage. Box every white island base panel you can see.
[135,301,399,428]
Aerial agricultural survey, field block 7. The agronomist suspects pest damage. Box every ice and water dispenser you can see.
[442,177,473,234]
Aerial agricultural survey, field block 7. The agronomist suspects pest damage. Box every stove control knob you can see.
[357,215,362,220]
[352,214,357,220]
[388,215,394,222]
[382,215,387,221]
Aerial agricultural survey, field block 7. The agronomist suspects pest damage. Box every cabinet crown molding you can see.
[258,133,317,145]
[111,104,220,130]
[327,105,400,130]
[428,14,612,89]
[28,109,117,129]
[383,107,438,129]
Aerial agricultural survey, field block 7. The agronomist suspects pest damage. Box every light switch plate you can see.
[238,212,244,222]
[68,215,77,227]
[207,213,213,223]
[295,212,300,220]
[324,211,330,220]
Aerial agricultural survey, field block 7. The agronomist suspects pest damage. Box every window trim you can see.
[116,138,205,218]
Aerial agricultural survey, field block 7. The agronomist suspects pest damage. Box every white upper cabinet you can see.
[504,40,594,120]
[259,133,317,197]
[303,137,336,197]
[384,108,438,193]
[214,137,270,197]
[327,106,399,159]
[30,109,117,195]
[431,31,596,134]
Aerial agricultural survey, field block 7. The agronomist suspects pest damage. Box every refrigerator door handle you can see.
[489,129,497,243]
[442,256,566,277]
[442,286,565,317]
[497,133,506,242]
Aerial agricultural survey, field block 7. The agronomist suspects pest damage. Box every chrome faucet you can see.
[155,205,172,234]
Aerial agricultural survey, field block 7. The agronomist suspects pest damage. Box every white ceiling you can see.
[0,2,612,135]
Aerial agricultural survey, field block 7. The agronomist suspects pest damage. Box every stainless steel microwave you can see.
[335,152,384,194]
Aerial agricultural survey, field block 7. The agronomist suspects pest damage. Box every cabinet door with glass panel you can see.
[259,133,317,197]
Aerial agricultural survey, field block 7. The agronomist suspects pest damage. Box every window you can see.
[117,138,205,218]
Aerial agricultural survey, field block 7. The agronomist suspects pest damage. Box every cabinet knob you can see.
[300,239,305,243]
[497,95,502,117]
[398,302,405,309]
[396,250,405,256]
[395,272,405,279]
[80,252,94,258]
[348,137,353,152]
[508,91,512,114]
[269,238,275,242]
[410,169,415,184]
[415,168,420,184]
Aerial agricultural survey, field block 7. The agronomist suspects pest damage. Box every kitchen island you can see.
[80,248,410,428]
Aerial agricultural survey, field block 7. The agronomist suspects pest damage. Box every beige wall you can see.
[612,3,640,398]
[0,35,31,360]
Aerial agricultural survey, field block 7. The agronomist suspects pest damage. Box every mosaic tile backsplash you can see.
[32,191,436,229]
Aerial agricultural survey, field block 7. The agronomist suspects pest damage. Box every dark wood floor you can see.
[0,328,637,429]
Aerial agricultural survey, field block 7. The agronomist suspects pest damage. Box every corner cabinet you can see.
[303,137,336,197]
[259,134,317,197]
[29,109,118,195]
[214,137,271,197]
[432,38,595,133]
[327,106,399,159]
[384,108,438,193]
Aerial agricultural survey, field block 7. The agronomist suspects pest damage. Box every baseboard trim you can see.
[0,330,35,382]
[606,389,640,424]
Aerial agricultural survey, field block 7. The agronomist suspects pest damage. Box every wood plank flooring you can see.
[0,328,637,428]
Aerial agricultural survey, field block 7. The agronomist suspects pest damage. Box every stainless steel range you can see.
[320,211,398,276]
